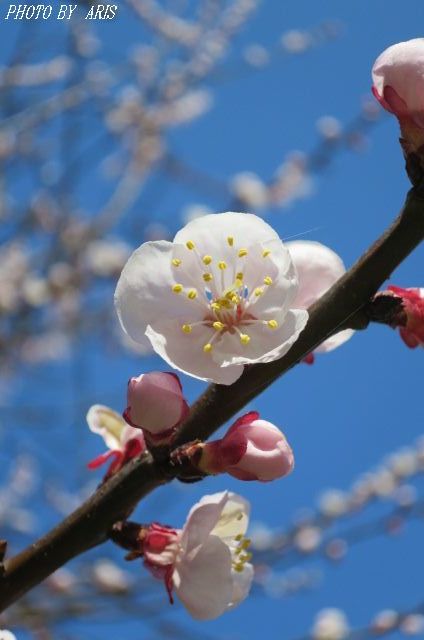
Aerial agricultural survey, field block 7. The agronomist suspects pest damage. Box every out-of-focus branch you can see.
[0,182,423,612]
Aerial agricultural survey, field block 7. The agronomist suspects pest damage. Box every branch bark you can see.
[0,185,423,611]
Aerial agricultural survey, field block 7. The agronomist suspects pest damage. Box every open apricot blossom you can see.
[114,491,253,620]
[386,286,424,348]
[115,212,308,385]
[191,411,294,482]
[372,39,424,155]
[123,371,189,442]
[87,405,146,477]
[286,240,354,364]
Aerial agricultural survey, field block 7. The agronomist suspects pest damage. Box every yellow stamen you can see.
[236,272,243,281]
[241,552,253,562]
[234,563,245,573]
[202,255,212,265]
[235,278,243,288]
[231,295,240,304]
[241,538,251,549]
[238,248,248,258]
[172,258,181,267]
[186,240,195,250]
[262,249,271,257]
[235,534,243,541]
[254,287,264,297]
[267,319,278,329]
[172,284,183,293]
[227,236,234,247]
[203,273,213,282]
[218,261,227,270]
[263,276,273,285]
[213,321,225,331]
[182,324,192,333]
[211,302,221,311]
[187,289,197,300]
[203,343,213,353]
[240,333,250,345]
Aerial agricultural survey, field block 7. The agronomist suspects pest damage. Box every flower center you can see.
[171,236,280,354]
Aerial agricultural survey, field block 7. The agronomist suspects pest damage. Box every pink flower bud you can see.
[387,286,424,348]
[124,372,189,439]
[200,411,294,482]
[372,39,424,153]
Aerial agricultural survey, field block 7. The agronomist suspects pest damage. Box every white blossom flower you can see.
[312,609,350,640]
[287,240,354,360]
[87,405,145,476]
[115,212,308,384]
[143,491,253,620]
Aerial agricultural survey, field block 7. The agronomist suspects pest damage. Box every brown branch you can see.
[0,184,423,611]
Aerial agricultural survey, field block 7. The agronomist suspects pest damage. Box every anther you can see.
[203,273,213,282]
[213,321,225,331]
[236,272,243,281]
[187,289,197,300]
[263,276,273,285]
[172,258,181,267]
[172,284,183,293]
[254,287,264,297]
[240,333,250,345]
[202,255,212,265]
[182,324,192,333]
[186,240,195,250]
[234,534,243,541]
[267,319,278,329]
[211,302,221,311]
[238,248,248,258]
[218,261,227,270]
[262,249,271,257]
[227,236,234,246]
[203,343,213,353]
[235,278,243,288]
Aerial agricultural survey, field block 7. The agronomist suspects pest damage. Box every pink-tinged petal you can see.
[120,425,146,451]
[125,372,188,434]
[372,39,424,128]
[145,321,243,385]
[181,491,229,555]
[387,285,424,348]
[87,449,121,470]
[210,492,250,541]
[174,534,233,620]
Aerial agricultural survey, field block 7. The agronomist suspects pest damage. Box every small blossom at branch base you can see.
[115,212,308,384]
[113,492,254,620]
[384,286,424,348]
[123,371,189,444]
[87,405,146,478]
[312,608,350,640]
[372,39,424,158]
[286,240,354,362]
[196,411,294,482]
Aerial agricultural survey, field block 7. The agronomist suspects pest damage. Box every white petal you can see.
[287,240,346,309]
[213,308,308,366]
[173,212,280,263]
[229,563,254,609]
[315,328,355,354]
[211,492,250,541]
[174,535,233,620]
[182,491,229,555]
[145,321,243,385]
[86,405,125,451]
[114,241,203,345]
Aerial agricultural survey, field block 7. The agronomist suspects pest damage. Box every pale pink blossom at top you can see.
[123,371,189,438]
[87,405,145,476]
[199,411,294,482]
[115,212,308,385]
[387,285,424,348]
[286,240,354,360]
[142,491,253,620]
[372,39,424,128]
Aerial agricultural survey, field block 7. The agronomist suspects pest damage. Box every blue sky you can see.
[1,1,423,638]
